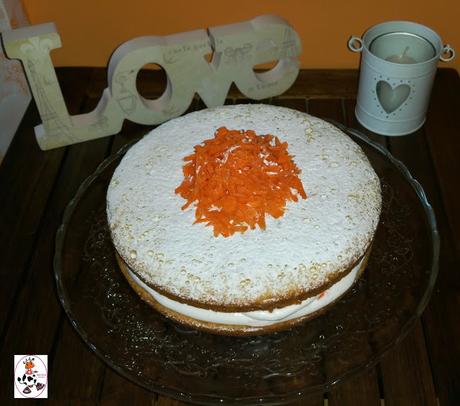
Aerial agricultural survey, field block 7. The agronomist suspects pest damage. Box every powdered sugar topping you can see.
[107,104,381,308]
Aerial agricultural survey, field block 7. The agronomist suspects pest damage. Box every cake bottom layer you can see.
[116,251,369,335]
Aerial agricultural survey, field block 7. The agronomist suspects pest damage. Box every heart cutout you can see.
[376,81,410,114]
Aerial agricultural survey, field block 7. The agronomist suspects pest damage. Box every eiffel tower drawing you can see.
[28,59,74,142]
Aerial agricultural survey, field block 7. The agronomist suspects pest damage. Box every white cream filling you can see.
[126,257,364,327]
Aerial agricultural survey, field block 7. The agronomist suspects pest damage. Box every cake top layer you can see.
[107,104,381,310]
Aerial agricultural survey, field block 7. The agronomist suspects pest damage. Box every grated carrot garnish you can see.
[175,127,307,237]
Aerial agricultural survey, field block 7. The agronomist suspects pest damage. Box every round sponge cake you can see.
[106,104,381,334]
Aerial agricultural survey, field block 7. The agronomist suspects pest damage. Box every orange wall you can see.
[23,0,459,72]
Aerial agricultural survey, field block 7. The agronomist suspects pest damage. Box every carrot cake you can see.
[106,104,382,335]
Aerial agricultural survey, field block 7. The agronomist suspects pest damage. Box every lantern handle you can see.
[348,36,363,52]
[440,44,455,62]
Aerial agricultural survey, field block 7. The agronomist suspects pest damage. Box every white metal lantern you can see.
[349,21,455,136]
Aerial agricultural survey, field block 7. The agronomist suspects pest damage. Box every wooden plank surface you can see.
[0,135,112,401]
[424,70,460,256]
[1,68,459,405]
[0,69,94,401]
[0,68,93,337]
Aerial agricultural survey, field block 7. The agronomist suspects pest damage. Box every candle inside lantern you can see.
[369,32,436,114]
[352,20,454,135]
[370,32,435,64]
[385,46,417,64]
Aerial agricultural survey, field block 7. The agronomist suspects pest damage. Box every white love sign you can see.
[1,15,301,150]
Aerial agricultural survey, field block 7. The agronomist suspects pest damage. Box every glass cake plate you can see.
[54,124,439,405]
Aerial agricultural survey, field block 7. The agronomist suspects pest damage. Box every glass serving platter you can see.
[54,124,439,405]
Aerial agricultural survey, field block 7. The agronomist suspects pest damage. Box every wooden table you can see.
[1,68,459,405]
